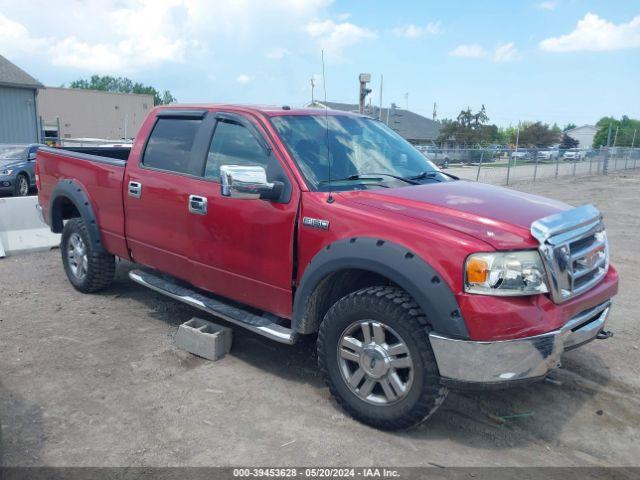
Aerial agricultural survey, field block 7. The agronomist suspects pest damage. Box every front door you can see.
[185,111,299,318]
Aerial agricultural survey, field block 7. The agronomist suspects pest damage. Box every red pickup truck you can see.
[36,104,618,430]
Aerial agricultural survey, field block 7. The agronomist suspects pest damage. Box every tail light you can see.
[35,157,41,190]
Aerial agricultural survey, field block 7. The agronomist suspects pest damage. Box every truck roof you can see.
[154,103,363,118]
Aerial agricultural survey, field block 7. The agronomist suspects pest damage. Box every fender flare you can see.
[292,237,469,339]
[48,179,106,253]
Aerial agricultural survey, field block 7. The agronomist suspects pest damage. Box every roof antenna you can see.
[321,50,334,204]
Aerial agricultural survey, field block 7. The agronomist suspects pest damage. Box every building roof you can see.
[0,55,43,89]
[565,124,598,134]
[306,101,441,142]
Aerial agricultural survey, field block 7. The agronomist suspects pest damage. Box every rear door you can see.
[124,110,214,281]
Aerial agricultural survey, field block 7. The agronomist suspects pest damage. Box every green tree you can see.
[593,116,640,147]
[563,123,577,132]
[560,133,579,149]
[511,122,559,147]
[68,75,176,106]
[437,105,500,146]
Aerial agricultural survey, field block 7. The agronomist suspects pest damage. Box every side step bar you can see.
[128,269,297,345]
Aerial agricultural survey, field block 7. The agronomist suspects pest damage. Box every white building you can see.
[565,125,598,149]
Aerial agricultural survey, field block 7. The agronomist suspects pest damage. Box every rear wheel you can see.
[14,174,29,196]
[317,286,447,430]
[61,218,115,293]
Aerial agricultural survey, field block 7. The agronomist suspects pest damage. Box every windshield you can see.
[0,146,27,160]
[270,114,447,191]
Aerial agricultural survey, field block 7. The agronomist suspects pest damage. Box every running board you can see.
[128,269,296,345]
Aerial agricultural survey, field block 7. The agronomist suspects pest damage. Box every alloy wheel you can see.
[67,233,88,279]
[337,320,415,405]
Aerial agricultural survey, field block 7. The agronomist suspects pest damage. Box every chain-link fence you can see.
[422,147,640,186]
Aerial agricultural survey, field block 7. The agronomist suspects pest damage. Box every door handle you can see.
[128,181,142,198]
[188,195,208,215]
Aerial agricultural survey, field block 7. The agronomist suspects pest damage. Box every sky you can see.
[1,0,638,127]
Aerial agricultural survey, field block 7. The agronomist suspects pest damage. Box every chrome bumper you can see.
[429,300,612,385]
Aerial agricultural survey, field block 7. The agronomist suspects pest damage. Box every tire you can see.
[14,173,29,197]
[61,217,115,293]
[317,286,447,430]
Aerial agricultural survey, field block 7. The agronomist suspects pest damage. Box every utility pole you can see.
[358,73,372,114]
[613,125,619,147]
[378,74,383,120]
[632,129,637,148]
[606,123,613,146]
[310,77,316,104]
[432,102,437,121]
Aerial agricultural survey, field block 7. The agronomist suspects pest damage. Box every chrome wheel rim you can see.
[67,233,88,279]
[337,320,414,405]
[18,177,28,196]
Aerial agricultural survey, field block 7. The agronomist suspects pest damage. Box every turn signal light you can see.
[466,257,489,283]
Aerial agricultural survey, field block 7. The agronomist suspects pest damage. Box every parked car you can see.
[537,147,560,161]
[0,144,44,196]
[562,149,586,161]
[510,149,532,161]
[36,104,618,430]
[421,145,450,169]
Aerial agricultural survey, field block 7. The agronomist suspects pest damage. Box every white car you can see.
[562,149,586,161]
[537,148,559,161]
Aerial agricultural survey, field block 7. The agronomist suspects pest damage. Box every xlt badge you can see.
[303,217,330,230]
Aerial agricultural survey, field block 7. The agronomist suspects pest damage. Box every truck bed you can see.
[36,146,130,259]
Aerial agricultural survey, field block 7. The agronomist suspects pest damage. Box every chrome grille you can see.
[531,204,609,303]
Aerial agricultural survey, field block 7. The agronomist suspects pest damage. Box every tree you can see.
[511,122,559,147]
[437,105,500,146]
[560,133,579,149]
[593,116,640,147]
[68,75,176,106]
[563,123,577,132]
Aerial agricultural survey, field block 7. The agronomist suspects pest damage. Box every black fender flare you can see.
[48,179,106,253]
[292,237,469,339]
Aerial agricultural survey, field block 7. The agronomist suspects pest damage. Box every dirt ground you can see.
[1,171,639,467]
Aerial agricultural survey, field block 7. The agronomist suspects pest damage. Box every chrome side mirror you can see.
[220,165,283,200]
[28,152,37,161]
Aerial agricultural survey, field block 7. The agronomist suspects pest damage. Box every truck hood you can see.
[341,180,571,249]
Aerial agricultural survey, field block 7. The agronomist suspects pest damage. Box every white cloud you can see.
[540,13,640,52]
[494,42,520,62]
[393,22,441,38]
[265,47,290,60]
[236,74,252,84]
[449,44,487,58]
[0,0,335,72]
[537,1,557,11]
[0,13,47,54]
[306,19,376,60]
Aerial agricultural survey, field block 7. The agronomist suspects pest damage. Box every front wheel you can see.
[14,174,29,196]
[61,217,115,293]
[317,286,447,430]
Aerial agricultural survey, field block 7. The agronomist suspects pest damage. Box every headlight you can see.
[465,251,548,296]
[0,169,14,176]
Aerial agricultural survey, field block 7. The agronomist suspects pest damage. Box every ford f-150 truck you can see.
[36,104,618,430]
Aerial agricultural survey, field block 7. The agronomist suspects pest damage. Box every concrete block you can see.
[0,196,60,257]
[175,317,232,361]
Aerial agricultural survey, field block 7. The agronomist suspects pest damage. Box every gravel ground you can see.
[1,171,639,467]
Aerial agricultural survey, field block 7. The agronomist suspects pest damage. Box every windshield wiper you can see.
[409,170,459,182]
[319,173,420,186]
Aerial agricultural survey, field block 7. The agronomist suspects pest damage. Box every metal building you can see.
[37,87,154,141]
[0,55,43,143]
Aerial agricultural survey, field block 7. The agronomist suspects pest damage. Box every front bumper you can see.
[429,299,611,387]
